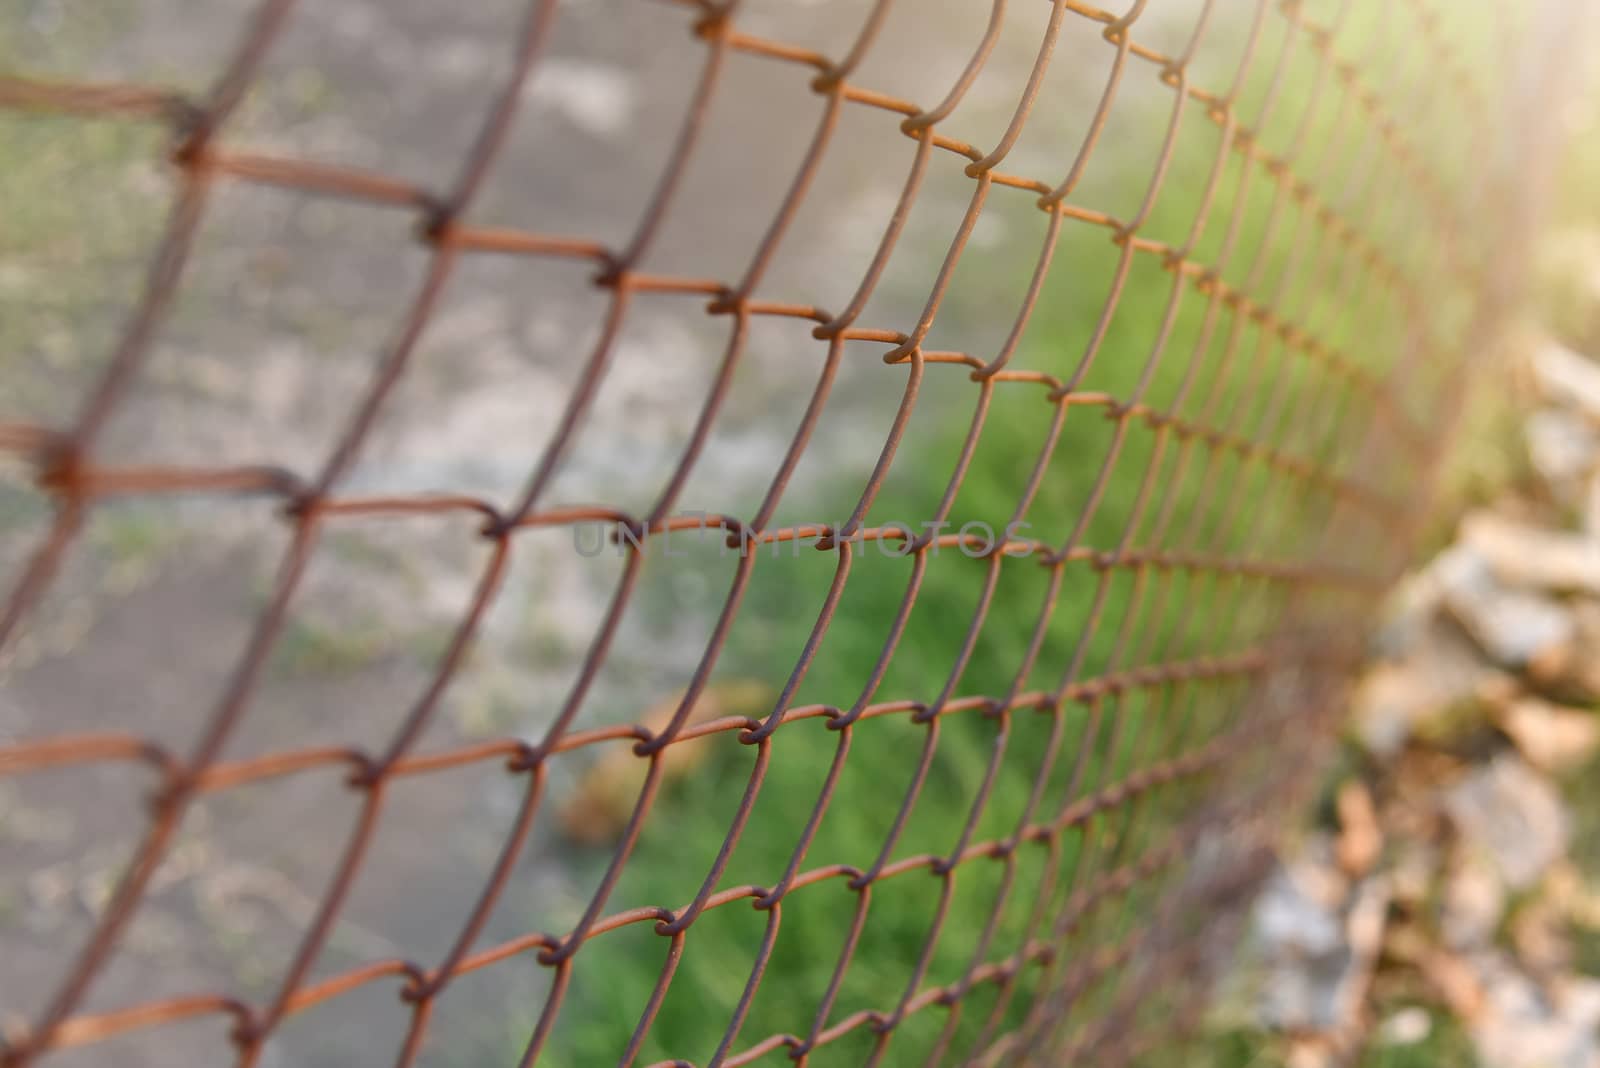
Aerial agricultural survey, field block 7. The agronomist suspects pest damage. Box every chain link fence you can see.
[0,1,1582,1065]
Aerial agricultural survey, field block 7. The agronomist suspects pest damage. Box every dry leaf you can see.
[1419,949,1485,1022]
[558,679,773,845]
[1335,781,1383,878]
[1497,698,1600,774]
[1511,898,1573,976]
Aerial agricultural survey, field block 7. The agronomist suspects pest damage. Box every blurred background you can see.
[2,2,1599,1066]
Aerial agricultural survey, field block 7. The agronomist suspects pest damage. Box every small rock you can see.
[1372,565,1448,657]
[1252,837,1389,1035]
[1256,841,1349,956]
[1497,697,1600,774]
[1444,755,1570,891]
[1469,951,1600,1068]
[1532,340,1600,424]
[1555,975,1600,1038]
[1352,623,1499,755]
[1460,510,1600,594]
[1379,1006,1433,1046]
[1434,546,1574,668]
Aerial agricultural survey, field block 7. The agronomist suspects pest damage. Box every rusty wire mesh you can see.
[0,0,1579,1065]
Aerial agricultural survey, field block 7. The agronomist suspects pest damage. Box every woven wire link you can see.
[0,1,1570,1065]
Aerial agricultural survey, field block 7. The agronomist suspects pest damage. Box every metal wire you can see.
[0,1,1572,1065]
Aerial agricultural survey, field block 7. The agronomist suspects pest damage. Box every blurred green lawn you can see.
[541,9,1450,1062]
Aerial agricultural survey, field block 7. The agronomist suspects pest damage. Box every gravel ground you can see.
[1228,326,1600,1068]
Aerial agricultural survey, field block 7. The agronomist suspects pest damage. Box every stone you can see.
[1251,836,1389,1035]
[1352,622,1499,756]
[1444,755,1570,891]
[1371,565,1448,659]
[1378,1006,1433,1046]
[1256,842,1348,952]
[1468,951,1600,1068]
[1434,546,1574,668]
[1460,510,1600,595]
[1556,976,1600,1039]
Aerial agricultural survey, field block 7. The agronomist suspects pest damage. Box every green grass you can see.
[0,107,166,421]
[536,16,1452,1065]
[1,11,169,417]
[1571,748,1600,981]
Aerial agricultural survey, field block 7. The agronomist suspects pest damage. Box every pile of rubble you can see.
[1237,337,1600,1067]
